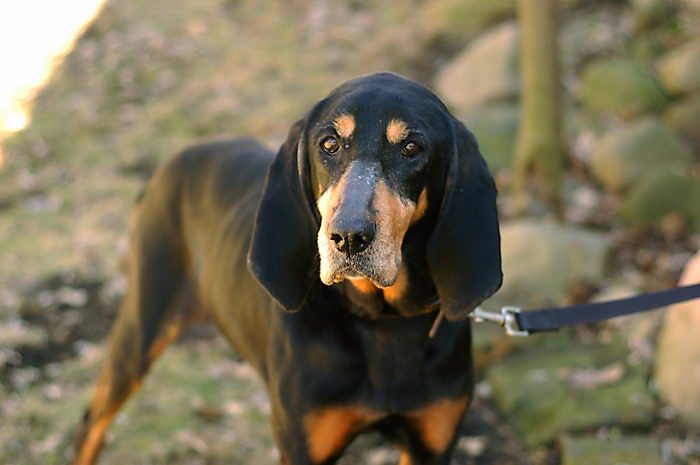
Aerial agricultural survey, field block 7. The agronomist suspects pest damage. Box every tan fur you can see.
[382,263,409,304]
[386,119,410,144]
[318,175,419,288]
[316,170,349,218]
[317,171,351,284]
[410,188,428,225]
[406,396,470,454]
[372,180,415,284]
[333,114,356,139]
[303,406,380,462]
[349,278,380,295]
[73,415,113,465]
[74,378,143,465]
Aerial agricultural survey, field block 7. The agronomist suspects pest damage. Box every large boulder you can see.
[657,40,700,95]
[463,104,519,173]
[655,251,700,427]
[620,168,700,231]
[560,436,661,465]
[663,95,700,146]
[559,7,629,72]
[679,0,700,14]
[415,0,590,52]
[487,336,656,446]
[490,221,610,309]
[589,118,693,192]
[435,23,519,118]
[415,0,515,52]
[579,58,668,119]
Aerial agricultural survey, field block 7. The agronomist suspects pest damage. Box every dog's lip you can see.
[332,267,361,283]
[335,268,397,288]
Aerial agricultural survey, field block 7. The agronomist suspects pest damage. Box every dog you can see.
[71,72,502,465]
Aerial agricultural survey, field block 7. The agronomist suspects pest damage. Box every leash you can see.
[467,282,700,337]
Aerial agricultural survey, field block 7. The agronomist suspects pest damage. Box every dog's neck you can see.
[337,262,438,319]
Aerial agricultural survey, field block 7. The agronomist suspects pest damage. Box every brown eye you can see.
[401,141,422,158]
[321,136,340,154]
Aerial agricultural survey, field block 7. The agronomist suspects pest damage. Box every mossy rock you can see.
[486,336,655,446]
[589,118,692,192]
[491,221,610,310]
[663,94,700,144]
[620,168,700,230]
[416,0,590,53]
[658,39,700,95]
[561,436,661,465]
[416,0,515,51]
[579,58,668,118]
[435,22,520,114]
[631,0,678,33]
[464,104,519,173]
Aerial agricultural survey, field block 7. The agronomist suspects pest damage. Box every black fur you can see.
[72,73,502,465]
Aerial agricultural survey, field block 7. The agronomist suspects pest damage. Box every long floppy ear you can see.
[426,120,503,321]
[247,120,319,311]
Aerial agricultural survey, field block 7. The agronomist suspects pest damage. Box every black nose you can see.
[329,218,375,255]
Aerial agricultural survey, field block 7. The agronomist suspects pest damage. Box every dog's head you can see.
[248,73,502,320]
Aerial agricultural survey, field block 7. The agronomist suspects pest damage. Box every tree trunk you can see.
[513,0,564,217]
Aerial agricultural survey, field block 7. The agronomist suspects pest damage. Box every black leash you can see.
[470,282,700,336]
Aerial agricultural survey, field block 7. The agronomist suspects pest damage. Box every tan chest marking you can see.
[386,118,410,144]
[303,406,381,463]
[406,396,470,454]
[333,114,356,139]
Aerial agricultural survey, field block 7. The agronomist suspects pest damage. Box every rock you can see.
[486,336,656,445]
[663,95,700,146]
[435,23,519,116]
[417,0,591,52]
[416,0,515,52]
[593,284,664,365]
[679,0,700,14]
[589,118,693,192]
[579,58,668,119]
[679,0,700,13]
[560,436,661,465]
[658,40,700,94]
[620,168,700,229]
[632,0,678,32]
[490,221,610,309]
[656,251,700,427]
[559,7,629,72]
[464,104,519,173]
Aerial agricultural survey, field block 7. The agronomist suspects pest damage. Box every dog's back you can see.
[153,138,279,365]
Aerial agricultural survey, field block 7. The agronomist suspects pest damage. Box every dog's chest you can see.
[291,319,469,413]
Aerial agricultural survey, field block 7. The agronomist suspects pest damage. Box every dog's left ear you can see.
[248,119,318,312]
[426,120,503,321]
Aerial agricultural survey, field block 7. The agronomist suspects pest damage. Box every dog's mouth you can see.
[323,256,400,288]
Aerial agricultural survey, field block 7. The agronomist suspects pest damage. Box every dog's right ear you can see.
[247,119,319,311]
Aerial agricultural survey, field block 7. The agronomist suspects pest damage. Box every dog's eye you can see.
[321,136,340,154]
[401,141,422,158]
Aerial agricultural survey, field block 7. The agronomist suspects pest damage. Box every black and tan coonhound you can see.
[71,72,502,465]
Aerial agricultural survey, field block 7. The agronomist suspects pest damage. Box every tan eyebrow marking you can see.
[386,119,410,144]
[333,114,356,139]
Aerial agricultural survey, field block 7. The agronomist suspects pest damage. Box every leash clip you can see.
[470,306,529,337]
